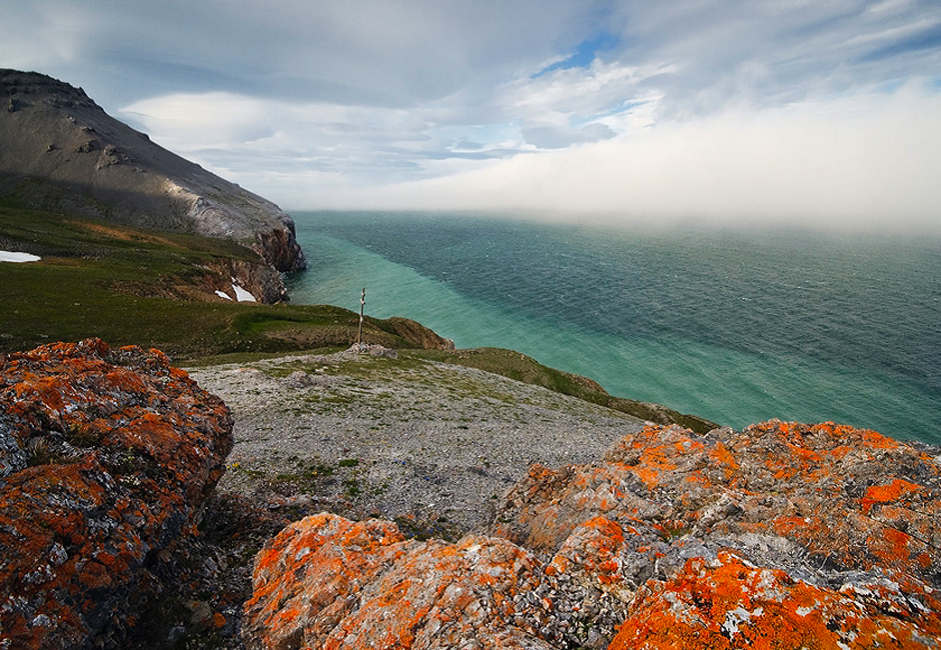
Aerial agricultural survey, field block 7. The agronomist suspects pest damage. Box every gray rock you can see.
[0,417,26,478]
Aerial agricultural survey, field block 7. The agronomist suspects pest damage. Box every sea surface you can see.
[286,211,941,445]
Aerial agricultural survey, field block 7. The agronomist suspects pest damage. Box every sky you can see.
[3,0,941,230]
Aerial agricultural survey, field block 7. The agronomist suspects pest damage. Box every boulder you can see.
[0,339,233,649]
[242,513,554,650]
[243,420,941,649]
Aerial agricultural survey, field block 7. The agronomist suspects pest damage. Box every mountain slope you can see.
[0,69,305,300]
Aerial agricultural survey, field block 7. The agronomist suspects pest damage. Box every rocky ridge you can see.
[243,420,941,649]
[0,69,305,302]
[2,340,940,649]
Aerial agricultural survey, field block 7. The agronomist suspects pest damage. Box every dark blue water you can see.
[286,211,941,444]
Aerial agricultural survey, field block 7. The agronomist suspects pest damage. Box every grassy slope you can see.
[1,206,718,431]
[411,348,718,433]
[0,207,435,358]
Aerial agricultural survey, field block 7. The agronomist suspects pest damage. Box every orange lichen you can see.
[240,417,941,650]
[631,445,679,489]
[610,552,941,650]
[861,478,922,513]
[0,339,233,650]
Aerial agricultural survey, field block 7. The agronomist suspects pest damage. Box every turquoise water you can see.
[286,211,941,445]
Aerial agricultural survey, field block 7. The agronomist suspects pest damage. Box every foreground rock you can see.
[243,421,941,649]
[0,339,233,649]
[0,69,305,302]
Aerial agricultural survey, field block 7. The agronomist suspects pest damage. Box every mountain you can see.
[0,69,305,300]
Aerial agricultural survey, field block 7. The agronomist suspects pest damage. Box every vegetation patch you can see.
[409,348,718,434]
[0,207,441,360]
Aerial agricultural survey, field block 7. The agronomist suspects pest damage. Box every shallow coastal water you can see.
[286,211,941,444]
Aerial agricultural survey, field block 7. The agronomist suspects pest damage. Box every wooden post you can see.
[357,287,366,345]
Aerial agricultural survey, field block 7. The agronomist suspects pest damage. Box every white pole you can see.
[358,287,366,345]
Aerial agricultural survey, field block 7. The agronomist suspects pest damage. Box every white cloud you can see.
[355,83,941,231]
[6,1,941,229]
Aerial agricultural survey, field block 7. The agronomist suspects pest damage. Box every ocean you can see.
[285,211,941,445]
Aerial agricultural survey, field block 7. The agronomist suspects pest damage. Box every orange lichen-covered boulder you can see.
[611,550,941,650]
[242,513,555,650]
[244,421,941,649]
[492,420,941,648]
[0,339,232,649]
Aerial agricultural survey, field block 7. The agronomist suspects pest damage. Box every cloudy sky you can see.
[3,1,941,229]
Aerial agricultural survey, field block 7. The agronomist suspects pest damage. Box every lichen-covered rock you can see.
[493,420,941,647]
[242,513,554,650]
[610,550,941,650]
[244,420,941,649]
[0,339,233,649]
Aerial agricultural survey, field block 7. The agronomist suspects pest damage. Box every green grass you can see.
[408,348,718,433]
[0,207,438,360]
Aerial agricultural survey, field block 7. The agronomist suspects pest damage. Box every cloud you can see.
[4,0,941,229]
[3,0,602,109]
[355,83,941,231]
[520,122,615,149]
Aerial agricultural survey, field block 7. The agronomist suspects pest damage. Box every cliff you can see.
[0,340,233,649]
[0,69,305,302]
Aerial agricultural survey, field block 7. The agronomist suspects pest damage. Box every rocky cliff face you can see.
[243,420,941,649]
[0,69,305,302]
[0,340,233,649]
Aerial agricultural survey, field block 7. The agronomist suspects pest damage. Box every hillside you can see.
[0,206,453,357]
[2,340,938,650]
[0,69,304,301]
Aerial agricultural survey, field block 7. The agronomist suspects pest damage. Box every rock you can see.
[242,513,554,650]
[610,550,941,649]
[0,339,233,649]
[492,420,941,646]
[243,420,941,649]
[346,342,398,358]
[0,69,305,302]
[385,317,456,350]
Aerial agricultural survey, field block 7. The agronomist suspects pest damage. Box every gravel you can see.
[186,346,646,535]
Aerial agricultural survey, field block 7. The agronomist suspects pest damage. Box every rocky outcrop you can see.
[243,420,941,649]
[242,514,553,650]
[0,69,305,301]
[0,340,233,649]
[383,317,456,350]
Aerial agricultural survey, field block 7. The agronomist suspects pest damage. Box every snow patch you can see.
[0,250,41,263]
[230,277,256,302]
[215,290,232,300]
[233,285,256,302]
